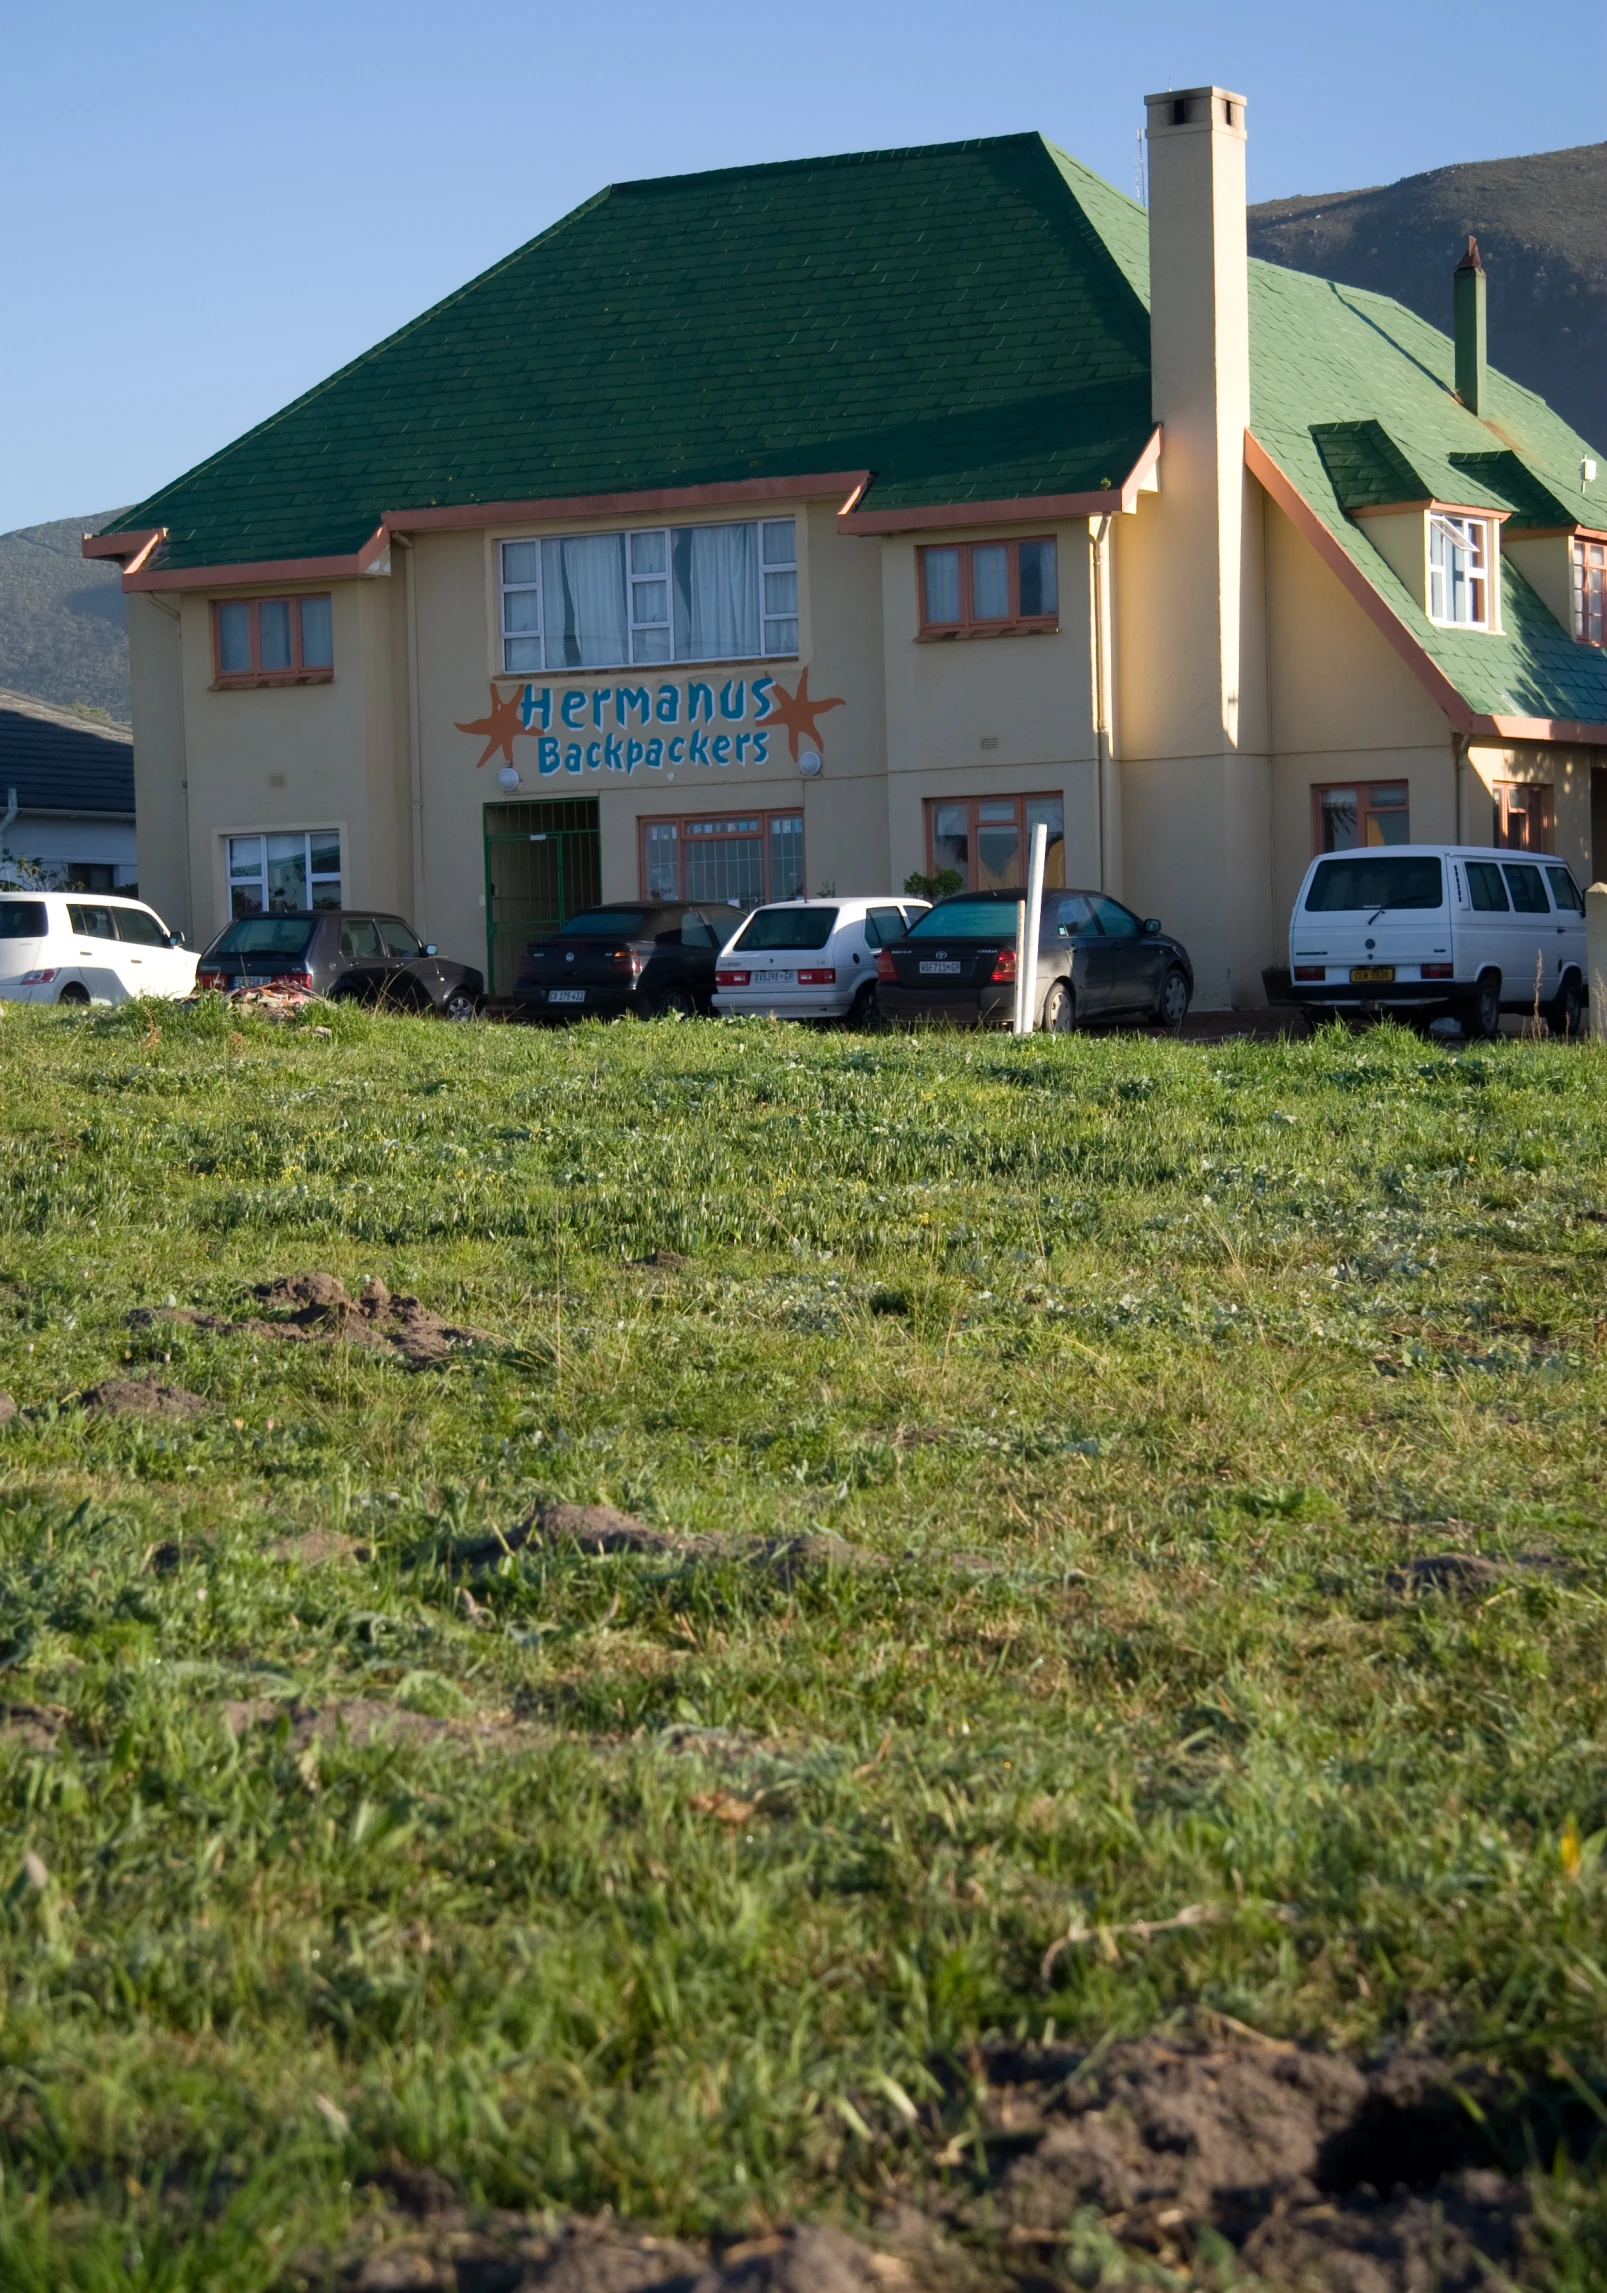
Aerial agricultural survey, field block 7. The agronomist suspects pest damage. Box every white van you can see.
[0,892,198,1005]
[1289,846,1586,1037]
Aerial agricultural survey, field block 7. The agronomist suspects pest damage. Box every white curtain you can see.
[543,534,627,668]
[675,523,758,660]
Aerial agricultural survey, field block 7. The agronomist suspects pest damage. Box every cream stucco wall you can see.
[126,593,190,936]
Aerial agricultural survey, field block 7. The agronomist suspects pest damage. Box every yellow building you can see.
[88,88,1607,1005]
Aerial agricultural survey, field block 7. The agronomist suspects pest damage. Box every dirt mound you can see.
[129,1273,489,1371]
[1384,1549,1572,1596]
[336,2199,898,2293]
[221,1697,525,1751]
[950,2034,1534,2289]
[452,1503,866,1585]
[0,1393,16,1428]
[0,1702,66,1753]
[78,1375,210,1419]
[265,1530,371,1565]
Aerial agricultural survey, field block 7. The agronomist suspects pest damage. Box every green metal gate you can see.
[483,797,602,995]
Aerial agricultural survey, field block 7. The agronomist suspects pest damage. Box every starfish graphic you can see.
[455,682,527,768]
[759,668,846,761]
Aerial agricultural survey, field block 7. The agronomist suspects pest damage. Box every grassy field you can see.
[1,998,1606,2289]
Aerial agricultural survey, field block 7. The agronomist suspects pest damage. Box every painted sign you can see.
[456,670,843,775]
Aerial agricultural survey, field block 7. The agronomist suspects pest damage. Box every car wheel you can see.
[57,982,89,1006]
[653,984,696,1019]
[1463,972,1502,1040]
[440,987,480,1022]
[1547,969,1583,1038]
[846,981,880,1030]
[1040,979,1075,1034]
[1157,966,1190,1027]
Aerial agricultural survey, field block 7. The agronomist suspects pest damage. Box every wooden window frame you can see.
[1493,780,1553,854]
[916,538,1059,640]
[1311,780,1411,854]
[638,808,805,906]
[1573,538,1606,647]
[923,792,1066,891]
[212,595,334,688]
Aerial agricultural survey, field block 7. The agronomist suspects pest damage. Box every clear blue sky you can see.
[2,0,1601,533]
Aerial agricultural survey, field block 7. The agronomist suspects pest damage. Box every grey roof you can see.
[0,690,134,817]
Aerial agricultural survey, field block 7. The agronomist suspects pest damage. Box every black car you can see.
[513,902,726,1021]
[196,910,484,1018]
[875,888,1193,1030]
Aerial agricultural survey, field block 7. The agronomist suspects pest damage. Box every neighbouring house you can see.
[85,88,1607,1002]
[0,689,136,893]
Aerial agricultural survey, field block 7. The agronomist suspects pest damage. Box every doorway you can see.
[482,797,601,994]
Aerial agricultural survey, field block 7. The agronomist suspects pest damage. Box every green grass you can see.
[2,997,1607,2284]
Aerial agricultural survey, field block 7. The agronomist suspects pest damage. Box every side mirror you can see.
[168,930,185,947]
[424,943,438,956]
[1144,919,1163,935]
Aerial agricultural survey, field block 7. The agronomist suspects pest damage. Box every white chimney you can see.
[1119,86,1269,1009]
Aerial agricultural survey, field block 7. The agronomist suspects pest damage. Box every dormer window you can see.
[1573,538,1605,645]
[1428,514,1491,627]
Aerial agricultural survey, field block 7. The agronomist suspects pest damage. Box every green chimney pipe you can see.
[1454,235,1486,414]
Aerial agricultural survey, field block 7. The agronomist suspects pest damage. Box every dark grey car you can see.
[512,902,724,1021]
[876,888,1193,1029]
[196,911,484,1017]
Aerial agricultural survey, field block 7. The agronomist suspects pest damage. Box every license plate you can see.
[760,970,794,985]
[919,961,962,976]
[548,987,586,1004]
[1349,966,1395,984]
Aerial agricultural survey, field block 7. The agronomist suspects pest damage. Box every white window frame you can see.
[226,830,342,919]
[498,517,799,673]
[628,527,672,665]
[1573,536,1605,646]
[1428,513,1492,629]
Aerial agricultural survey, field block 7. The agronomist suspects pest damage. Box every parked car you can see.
[875,888,1193,1030]
[1288,846,1587,1037]
[713,896,931,1025]
[513,902,727,1021]
[0,891,196,1004]
[195,911,483,1017]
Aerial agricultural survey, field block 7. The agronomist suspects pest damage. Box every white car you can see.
[713,896,931,1024]
[0,891,198,1005]
[1289,844,1587,1037]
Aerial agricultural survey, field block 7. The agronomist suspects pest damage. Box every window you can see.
[917,538,1058,636]
[733,908,839,952]
[1546,864,1585,914]
[380,920,424,959]
[339,919,383,959]
[227,831,342,917]
[0,900,47,939]
[1428,514,1491,627]
[1502,861,1550,914]
[67,904,117,939]
[641,810,804,909]
[1305,856,1444,912]
[1574,539,1606,645]
[114,906,168,947]
[500,519,797,673]
[1464,861,1509,912]
[1494,781,1552,852]
[908,898,1021,939]
[213,917,318,956]
[865,907,906,947]
[214,595,334,683]
[926,794,1065,892]
[1315,782,1409,851]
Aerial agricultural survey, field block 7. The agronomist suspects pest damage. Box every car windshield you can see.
[0,900,48,939]
[559,909,654,936]
[1305,856,1444,912]
[212,917,317,955]
[908,898,1018,940]
[733,907,838,951]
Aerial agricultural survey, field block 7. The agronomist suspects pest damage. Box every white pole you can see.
[1015,822,1049,1037]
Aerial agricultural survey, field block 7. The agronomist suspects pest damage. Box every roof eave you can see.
[838,426,1163,534]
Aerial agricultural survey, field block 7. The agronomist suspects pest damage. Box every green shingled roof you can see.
[101,136,1154,568]
[101,130,1607,728]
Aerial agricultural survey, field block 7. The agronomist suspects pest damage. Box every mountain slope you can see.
[1249,143,1607,456]
[0,513,130,725]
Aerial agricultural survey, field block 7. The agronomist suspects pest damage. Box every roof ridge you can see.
[605,130,1049,198]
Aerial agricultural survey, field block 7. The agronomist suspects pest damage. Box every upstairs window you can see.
[1494,782,1552,853]
[500,518,798,673]
[1574,538,1605,645]
[918,538,1058,636]
[214,595,334,683]
[1428,514,1490,628]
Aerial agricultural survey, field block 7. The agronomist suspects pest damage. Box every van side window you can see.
[1546,866,1585,914]
[1502,863,1549,914]
[1465,863,1509,912]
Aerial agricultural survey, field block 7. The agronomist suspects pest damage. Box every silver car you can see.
[714,896,930,1025]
